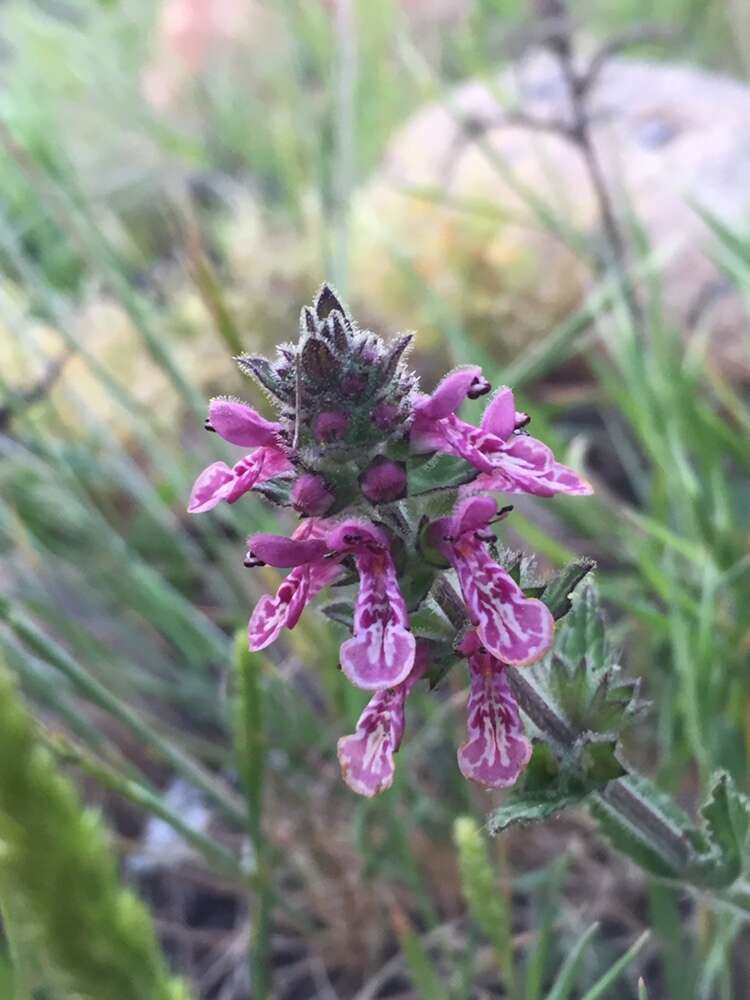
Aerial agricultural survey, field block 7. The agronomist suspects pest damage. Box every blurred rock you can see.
[351,53,750,378]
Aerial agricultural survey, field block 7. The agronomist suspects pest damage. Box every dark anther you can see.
[204,419,216,433]
[467,375,491,399]
[244,553,266,568]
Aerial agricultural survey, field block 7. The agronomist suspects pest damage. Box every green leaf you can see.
[408,452,477,495]
[488,741,622,834]
[320,601,354,630]
[578,931,649,1000]
[535,579,641,738]
[544,921,600,1000]
[541,559,597,620]
[399,562,438,612]
[409,601,455,642]
[252,477,293,506]
[686,771,750,889]
[0,661,190,1000]
[589,775,688,881]
[453,817,513,987]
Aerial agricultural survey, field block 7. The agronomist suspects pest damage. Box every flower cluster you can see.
[189,286,591,796]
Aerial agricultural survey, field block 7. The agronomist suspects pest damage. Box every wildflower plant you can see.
[189,284,591,796]
[186,286,750,927]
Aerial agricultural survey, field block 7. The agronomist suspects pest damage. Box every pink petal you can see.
[337,685,407,796]
[452,495,497,537]
[327,518,390,553]
[437,498,552,665]
[480,387,517,439]
[187,461,236,513]
[458,650,531,788]
[466,460,592,498]
[247,533,329,567]
[449,536,553,666]
[339,545,415,690]
[248,560,343,650]
[208,399,281,447]
[439,416,497,472]
[415,365,488,420]
[337,641,430,797]
[340,626,416,691]
[291,474,335,516]
[188,446,293,514]
[500,434,554,472]
[360,457,408,504]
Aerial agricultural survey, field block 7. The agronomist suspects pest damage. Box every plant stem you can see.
[233,635,273,1000]
[431,575,692,873]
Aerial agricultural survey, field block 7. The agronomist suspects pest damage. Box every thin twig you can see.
[532,1,648,333]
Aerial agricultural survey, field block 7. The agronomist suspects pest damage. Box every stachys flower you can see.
[188,285,592,795]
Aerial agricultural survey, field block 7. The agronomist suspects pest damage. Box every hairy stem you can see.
[431,574,691,874]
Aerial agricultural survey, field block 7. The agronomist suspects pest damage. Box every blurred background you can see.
[1,0,749,996]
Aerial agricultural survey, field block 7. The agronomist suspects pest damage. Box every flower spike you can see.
[190,287,593,796]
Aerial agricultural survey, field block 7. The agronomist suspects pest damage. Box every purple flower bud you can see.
[360,456,408,504]
[372,402,401,432]
[245,532,329,568]
[341,374,368,397]
[291,474,335,516]
[313,411,348,442]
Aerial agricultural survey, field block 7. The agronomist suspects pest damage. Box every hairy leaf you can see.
[488,741,624,834]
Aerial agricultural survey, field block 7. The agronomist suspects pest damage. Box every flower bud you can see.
[360,456,407,504]
[313,411,348,442]
[372,402,401,432]
[291,474,335,516]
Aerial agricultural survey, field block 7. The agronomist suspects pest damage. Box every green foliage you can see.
[232,636,273,1000]
[589,778,688,881]
[592,771,750,890]
[453,817,513,986]
[540,580,641,738]
[0,0,749,993]
[686,772,750,890]
[0,660,190,1000]
[407,453,478,496]
[488,740,625,835]
[540,559,598,620]
[392,912,449,1000]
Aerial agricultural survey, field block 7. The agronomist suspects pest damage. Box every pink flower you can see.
[457,632,532,788]
[188,400,292,513]
[206,398,282,447]
[313,411,348,442]
[327,520,415,690]
[432,496,554,666]
[359,456,408,504]
[248,520,343,651]
[337,643,428,797]
[412,380,591,499]
[291,474,335,516]
[247,518,415,688]
[413,366,491,425]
